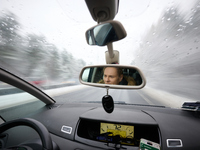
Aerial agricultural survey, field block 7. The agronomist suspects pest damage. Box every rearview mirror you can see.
[79,65,146,89]
[85,20,127,46]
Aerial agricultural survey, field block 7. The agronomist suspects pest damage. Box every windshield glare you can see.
[0,0,200,108]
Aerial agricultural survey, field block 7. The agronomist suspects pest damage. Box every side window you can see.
[81,68,90,82]
[0,80,44,111]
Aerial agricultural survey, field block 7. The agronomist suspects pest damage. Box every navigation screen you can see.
[99,122,134,145]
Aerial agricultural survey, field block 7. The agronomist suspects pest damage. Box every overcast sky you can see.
[0,0,196,65]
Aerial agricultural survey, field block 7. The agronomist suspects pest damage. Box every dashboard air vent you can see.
[167,139,183,147]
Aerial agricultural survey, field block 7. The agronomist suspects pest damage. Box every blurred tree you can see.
[48,45,62,80]
[60,49,72,80]
[134,0,200,99]
[0,11,86,85]
[0,11,23,71]
[24,34,49,77]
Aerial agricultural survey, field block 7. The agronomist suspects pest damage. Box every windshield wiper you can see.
[182,101,200,111]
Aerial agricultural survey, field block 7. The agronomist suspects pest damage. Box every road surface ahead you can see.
[1,85,194,110]
[52,86,166,107]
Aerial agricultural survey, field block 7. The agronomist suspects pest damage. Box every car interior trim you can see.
[61,125,73,134]
[0,68,55,104]
[166,139,183,148]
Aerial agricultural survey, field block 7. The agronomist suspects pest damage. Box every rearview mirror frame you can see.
[79,64,146,89]
[85,20,127,46]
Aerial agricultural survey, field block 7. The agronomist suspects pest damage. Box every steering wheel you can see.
[0,118,53,150]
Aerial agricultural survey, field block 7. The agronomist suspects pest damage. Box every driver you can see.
[98,67,136,85]
[103,67,123,85]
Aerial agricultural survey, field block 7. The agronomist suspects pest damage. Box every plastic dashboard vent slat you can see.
[167,139,183,147]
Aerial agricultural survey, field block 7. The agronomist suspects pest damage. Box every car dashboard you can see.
[2,102,200,150]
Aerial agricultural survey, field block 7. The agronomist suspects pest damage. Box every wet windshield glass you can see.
[0,0,199,108]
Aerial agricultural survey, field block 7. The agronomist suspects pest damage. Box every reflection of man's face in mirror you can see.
[103,67,123,85]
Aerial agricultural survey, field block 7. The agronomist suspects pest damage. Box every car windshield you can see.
[0,0,199,108]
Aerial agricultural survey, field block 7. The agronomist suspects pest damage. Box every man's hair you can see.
[103,67,123,77]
